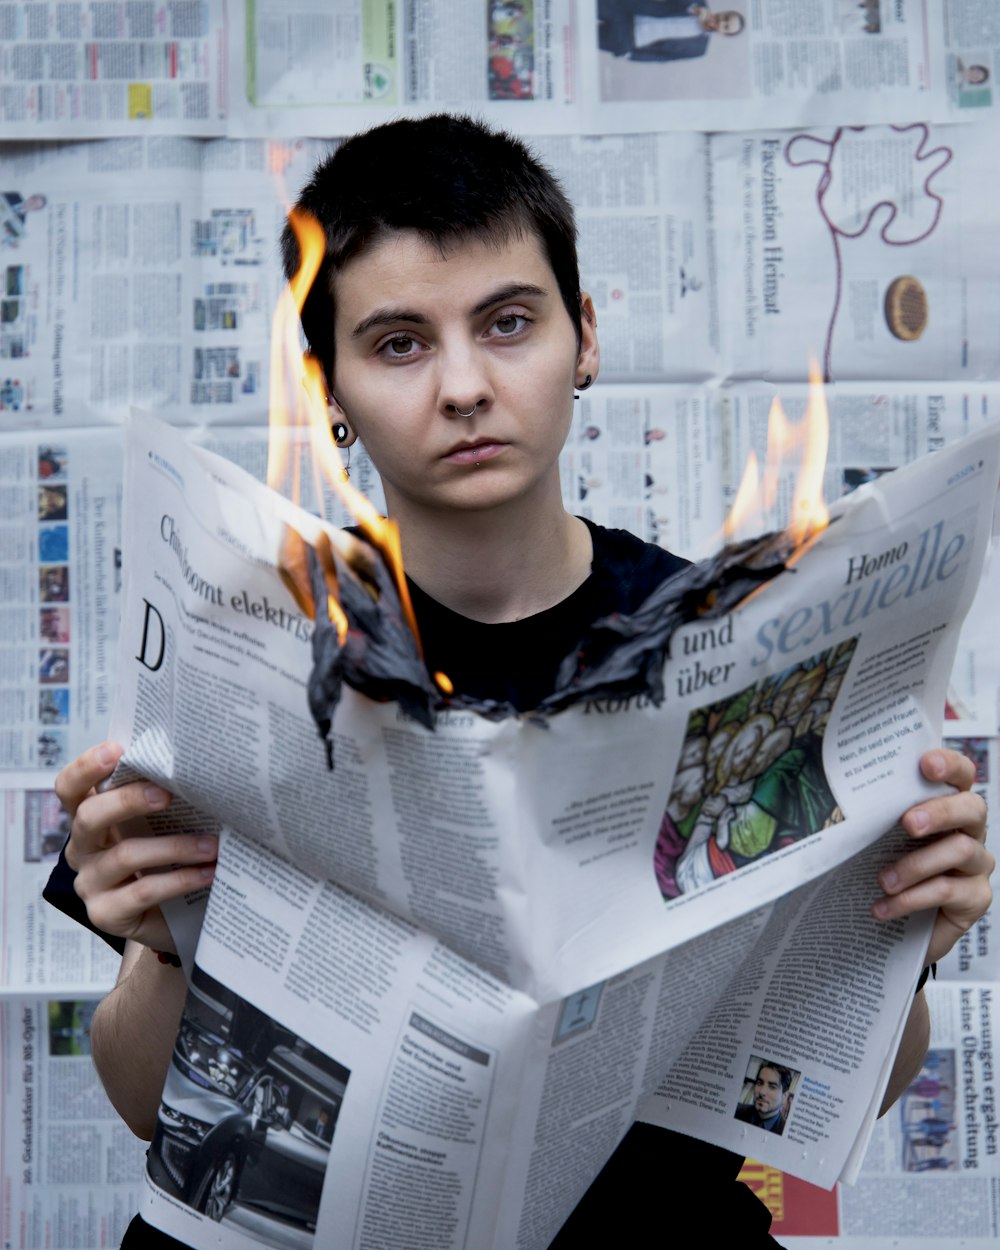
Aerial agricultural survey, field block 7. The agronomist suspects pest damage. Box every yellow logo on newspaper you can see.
[128,83,153,120]
[737,1160,784,1222]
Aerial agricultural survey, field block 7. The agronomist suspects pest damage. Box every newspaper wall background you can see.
[1,1,999,1246]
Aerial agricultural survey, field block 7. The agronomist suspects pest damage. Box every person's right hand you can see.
[54,741,217,953]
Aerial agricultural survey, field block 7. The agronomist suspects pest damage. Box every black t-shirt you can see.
[47,520,779,1249]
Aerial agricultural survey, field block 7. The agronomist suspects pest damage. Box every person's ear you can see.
[576,293,600,390]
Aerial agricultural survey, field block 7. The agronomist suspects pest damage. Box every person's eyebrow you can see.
[469,282,549,315]
[351,283,550,339]
[351,308,428,339]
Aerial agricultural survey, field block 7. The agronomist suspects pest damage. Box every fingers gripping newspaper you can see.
[110,414,998,1250]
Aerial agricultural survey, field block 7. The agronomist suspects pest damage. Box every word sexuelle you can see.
[638,516,970,705]
[752,518,968,666]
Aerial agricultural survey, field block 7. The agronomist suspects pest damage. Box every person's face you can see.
[784,674,820,725]
[705,11,742,34]
[754,1067,784,1117]
[726,724,760,779]
[329,230,598,526]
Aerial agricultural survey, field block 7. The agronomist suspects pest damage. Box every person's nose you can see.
[437,337,494,417]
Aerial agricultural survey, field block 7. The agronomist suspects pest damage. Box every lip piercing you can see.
[453,403,478,418]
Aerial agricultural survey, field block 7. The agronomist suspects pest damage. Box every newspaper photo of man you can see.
[735,1057,798,1136]
[597,1,750,101]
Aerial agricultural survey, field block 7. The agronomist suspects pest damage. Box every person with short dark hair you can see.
[736,1062,793,1134]
[46,114,993,1250]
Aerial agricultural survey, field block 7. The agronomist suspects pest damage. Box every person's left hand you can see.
[873,747,993,966]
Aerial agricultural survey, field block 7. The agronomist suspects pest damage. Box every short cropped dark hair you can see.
[758,1062,793,1093]
[281,114,582,393]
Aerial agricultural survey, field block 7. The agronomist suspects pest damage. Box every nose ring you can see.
[453,402,478,418]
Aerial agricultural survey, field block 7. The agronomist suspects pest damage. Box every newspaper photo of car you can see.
[148,965,349,1248]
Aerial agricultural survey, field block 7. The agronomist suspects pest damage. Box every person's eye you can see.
[375,333,422,360]
[488,311,530,338]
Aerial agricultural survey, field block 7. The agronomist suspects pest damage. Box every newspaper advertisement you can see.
[0,995,149,1249]
[710,122,1000,386]
[99,411,998,1246]
[0,0,228,138]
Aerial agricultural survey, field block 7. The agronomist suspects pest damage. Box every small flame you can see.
[327,595,349,646]
[434,671,454,696]
[270,207,424,657]
[722,358,830,557]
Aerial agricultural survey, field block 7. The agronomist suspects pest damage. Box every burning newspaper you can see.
[111,413,998,1250]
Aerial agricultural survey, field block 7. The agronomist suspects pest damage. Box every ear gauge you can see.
[331,420,353,480]
[574,374,593,400]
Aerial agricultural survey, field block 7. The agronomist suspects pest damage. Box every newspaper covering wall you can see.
[1,9,999,1245]
[0,0,228,137]
[7,120,1000,423]
[0,137,329,430]
[1,778,121,995]
[95,412,998,1248]
[0,129,718,426]
[582,0,950,134]
[222,0,988,137]
[711,121,1000,385]
[0,995,149,1249]
[0,429,123,770]
[226,0,579,134]
[0,0,987,141]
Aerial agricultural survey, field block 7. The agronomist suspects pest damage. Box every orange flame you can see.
[722,359,830,559]
[327,595,349,646]
[270,206,424,659]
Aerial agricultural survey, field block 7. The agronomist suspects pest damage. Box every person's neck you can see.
[392,490,593,624]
